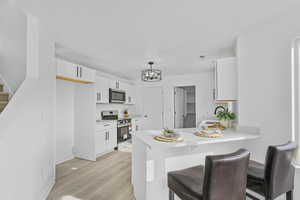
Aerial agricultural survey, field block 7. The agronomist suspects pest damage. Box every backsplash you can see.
[96,104,136,120]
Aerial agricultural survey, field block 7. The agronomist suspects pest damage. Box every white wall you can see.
[0,1,27,93]
[56,80,74,164]
[237,8,300,199]
[136,72,215,128]
[0,8,56,200]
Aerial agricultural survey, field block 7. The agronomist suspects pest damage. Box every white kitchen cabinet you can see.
[95,122,117,157]
[95,76,110,104]
[214,57,237,101]
[110,79,123,90]
[122,83,136,105]
[56,59,96,83]
[95,130,106,155]
[78,65,96,83]
[106,126,117,150]
[56,59,77,79]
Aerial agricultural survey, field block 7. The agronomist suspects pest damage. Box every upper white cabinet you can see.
[214,57,238,101]
[125,84,136,105]
[95,74,136,104]
[56,59,76,79]
[56,59,96,84]
[79,65,96,83]
[95,76,110,104]
[110,80,123,90]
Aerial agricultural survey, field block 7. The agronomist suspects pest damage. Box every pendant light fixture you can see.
[141,61,162,82]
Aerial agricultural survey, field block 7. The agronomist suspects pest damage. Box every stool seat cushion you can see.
[168,165,204,200]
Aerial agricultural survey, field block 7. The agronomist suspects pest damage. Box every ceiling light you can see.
[141,61,162,82]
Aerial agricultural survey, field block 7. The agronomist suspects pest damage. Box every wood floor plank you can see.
[47,151,135,200]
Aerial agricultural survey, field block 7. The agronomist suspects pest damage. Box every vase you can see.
[220,120,232,128]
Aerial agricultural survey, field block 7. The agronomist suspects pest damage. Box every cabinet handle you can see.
[80,67,82,78]
[99,92,101,101]
[105,132,108,140]
[108,132,109,140]
[76,66,79,77]
[97,93,101,101]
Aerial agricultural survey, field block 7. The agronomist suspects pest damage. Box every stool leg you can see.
[286,190,293,200]
[169,190,175,200]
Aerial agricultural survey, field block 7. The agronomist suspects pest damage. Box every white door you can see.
[174,88,185,128]
[142,87,163,130]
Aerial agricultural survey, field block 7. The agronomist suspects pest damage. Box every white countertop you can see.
[132,127,260,150]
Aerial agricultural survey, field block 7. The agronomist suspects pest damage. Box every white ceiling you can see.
[18,0,299,80]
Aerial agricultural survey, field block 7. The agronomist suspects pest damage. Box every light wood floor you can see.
[47,151,135,200]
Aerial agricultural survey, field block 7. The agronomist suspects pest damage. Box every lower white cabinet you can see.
[95,131,106,155]
[95,122,117,157]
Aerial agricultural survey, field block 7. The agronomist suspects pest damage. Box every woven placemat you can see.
[153,135,184,142]
[194,132,223,138]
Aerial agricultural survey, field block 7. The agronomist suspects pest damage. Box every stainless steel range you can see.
[101,110,132,143]
[117,118,132,143]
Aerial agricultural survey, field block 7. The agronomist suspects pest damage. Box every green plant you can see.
[124,109,128,114]
[216,109,236,121]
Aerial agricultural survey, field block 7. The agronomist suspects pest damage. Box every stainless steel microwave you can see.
[109,88,126,103]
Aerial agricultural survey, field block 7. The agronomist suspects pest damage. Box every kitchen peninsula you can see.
[132,127,260,200]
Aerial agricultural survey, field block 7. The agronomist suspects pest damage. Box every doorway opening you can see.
[174,86,196,128]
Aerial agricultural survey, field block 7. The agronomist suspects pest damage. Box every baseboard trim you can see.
[40,177,55,200]
[56,154,74,165]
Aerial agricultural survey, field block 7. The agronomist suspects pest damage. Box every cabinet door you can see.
[129,85,136,104]
[110,80,124,90]
[56,59,77,79]
[215,57,237,101]
[95,131,106,155]
[122,82,130,104]
[106,126,117,150]
[123,83,136,104]
[96,76,110,103]
[79,65,96,83]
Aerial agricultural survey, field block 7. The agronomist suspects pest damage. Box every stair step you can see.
[0,92,9,101]
[0,84,3,92]
[0,101,8,113]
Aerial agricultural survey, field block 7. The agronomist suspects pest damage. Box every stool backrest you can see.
[202,149,250,200]
[264,141,297,199]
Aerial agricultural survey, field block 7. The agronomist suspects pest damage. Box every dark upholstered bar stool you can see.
[246,142,298,200]
[168,149,250,200]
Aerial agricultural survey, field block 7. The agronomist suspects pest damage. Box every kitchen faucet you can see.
[214,106,225,115]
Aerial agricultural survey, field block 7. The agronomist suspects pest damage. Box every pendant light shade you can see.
[141,61,162,82]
